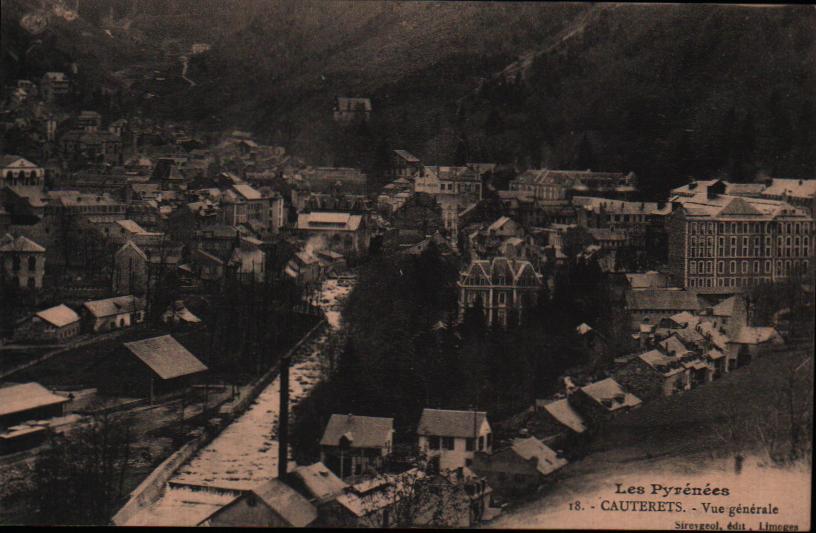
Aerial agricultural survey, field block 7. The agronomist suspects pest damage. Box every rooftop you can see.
[625,289,701,311]
[580,378,642,411]
[763,178,816,199]
[290,462,348,502]
[625,271,671,290]
[573,196,659,214]
[319,414,394,449]
[297,212,363,232]
[460,256,542,287]
[0,233,46,253]
[123,335,207,380]
[230,479,317,527]
[393,149,419,163]
[673,191,808,220]
[83,295,144,318]
[231,183,262,201]
[35,304,80,328]
[0,382,70,418]
[540,398,586,433]
[511,437,568,476]
[116,219,148,234]
[417,408,489,438]
[731,327,782,345]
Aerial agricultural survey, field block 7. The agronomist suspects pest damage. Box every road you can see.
[180,56,196,87]
[0,328,133,380]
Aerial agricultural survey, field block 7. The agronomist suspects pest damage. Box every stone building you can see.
[509,169,637,206]
[457,257,543,327]
[667,179,814,293]
[0,233,46,289]
[60,129,123,165]
[0,155,45,194]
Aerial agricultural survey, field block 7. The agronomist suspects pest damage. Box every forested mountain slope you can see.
[2,1,814,196]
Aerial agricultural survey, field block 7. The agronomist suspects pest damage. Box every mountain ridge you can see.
[2,1,814,196]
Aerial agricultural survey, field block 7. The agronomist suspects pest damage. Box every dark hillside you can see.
[2,2,814,195]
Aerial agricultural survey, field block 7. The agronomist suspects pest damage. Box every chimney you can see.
[278,354,290,480]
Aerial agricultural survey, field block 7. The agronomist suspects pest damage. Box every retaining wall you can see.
[110,318,327,525]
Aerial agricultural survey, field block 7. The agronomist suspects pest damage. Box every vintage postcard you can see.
[0,1,812,529]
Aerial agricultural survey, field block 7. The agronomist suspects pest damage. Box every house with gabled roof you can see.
[0,233,46,289]
[201,479,318,527]
[472,436,566,498]
[228,238,266,283]
[534,397,588,440]
[614,348,693,400]
[710,294,749,337]
[14,304,80,343]
[333,97,372,124]
[390,149,421,180]
[318,468,420,527]
[98,334,207,401]
[319,414,394,481]
[112,238,183,295]
[289,462,349,505]
[510,169,637,207]
[414,165,483,205]
[625,288,702,331]
[726,326,784,369]
[296,211,370,256]
[569,378,641,426]
[457,257,543,327]
[417,408,492,471]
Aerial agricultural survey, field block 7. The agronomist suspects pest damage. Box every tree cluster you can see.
[28,412,134,525]
[290,245,626,461]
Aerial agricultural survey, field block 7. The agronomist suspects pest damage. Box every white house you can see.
[82,295,145,333]
[417,408,492,471]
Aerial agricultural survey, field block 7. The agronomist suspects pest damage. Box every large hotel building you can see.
[668,180,814,293]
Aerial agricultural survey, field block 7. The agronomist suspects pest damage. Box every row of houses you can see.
[13,295,146,343]
[314,406,569,516]
[519,295,786,456]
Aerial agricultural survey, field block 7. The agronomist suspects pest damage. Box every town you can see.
[1,2,814,528]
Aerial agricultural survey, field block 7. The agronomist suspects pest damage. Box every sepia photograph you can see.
[0,0,813,529]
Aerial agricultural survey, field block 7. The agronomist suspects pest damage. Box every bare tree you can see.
[351,450,476,528]
[711,355,813,468]
[29,410,135,525]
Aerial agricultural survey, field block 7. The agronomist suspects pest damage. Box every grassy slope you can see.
[492,346,813,525]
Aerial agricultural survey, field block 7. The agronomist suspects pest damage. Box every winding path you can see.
[180,56,196,87]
